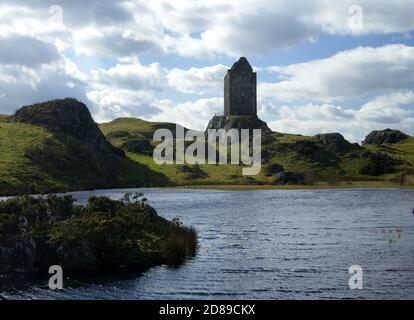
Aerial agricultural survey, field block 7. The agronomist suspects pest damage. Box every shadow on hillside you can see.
[22,136,171,194]
[120,157,171,187]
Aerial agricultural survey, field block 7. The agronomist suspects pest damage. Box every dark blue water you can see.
[1,188,414,299]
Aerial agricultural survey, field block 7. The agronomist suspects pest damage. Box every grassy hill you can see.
[0,99,168,196]
[0,115,55,194]
[1,98,413,196]
[100,118,414,187]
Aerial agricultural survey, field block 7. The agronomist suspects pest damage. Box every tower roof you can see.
[230,57,253,73]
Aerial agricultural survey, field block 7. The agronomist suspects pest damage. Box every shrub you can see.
[266,163,284,176]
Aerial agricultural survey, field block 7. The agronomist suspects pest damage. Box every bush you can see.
[266,163,284,176]
[359,152,401,176]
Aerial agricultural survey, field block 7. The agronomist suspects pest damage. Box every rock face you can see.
[0,235,36,273]
[14,98,122,155]
[363,129,409,145]
[205,115,272,134]
[313,133,356,152]
[57,240,97,271]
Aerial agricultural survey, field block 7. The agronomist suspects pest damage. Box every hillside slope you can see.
[100,118,414,186]
[0,99,168,195]
[1,99,413,196]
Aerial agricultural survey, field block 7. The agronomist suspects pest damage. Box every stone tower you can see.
[224,57,257,117]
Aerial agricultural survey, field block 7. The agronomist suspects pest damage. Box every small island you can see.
[0,193,197,273]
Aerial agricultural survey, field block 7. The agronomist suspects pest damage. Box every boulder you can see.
[313,133,356,152]
[363,129,409,145]
[205,115,272,134]
[274,171,305,185]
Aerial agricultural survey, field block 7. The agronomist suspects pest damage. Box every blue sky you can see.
[0,0,414,142]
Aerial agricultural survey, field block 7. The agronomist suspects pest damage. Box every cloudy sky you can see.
[0,0,413,142]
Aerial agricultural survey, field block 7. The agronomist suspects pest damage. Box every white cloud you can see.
[315,0,414,35]
[147,97,223,130]
[265,91,414,143]
[2,1,414,60]
[259,44,414,102]
[87,89,161,123]
[86,60,224,128]
[0,61,89,114]
[0,35,60,67]
[166,64,228,95]
[148,0,414,57]
[0,0,414,141]
[90,61,165,91]
[358,91,414,124]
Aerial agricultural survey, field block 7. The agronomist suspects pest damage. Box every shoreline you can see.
[1,181,413,198]
[169,181,414,191]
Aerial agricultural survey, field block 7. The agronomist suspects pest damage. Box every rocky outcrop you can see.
[14,98,123,156]
[363,129,409,145]
[313,133,357,152]
[273,171,305,185]
[0,98,135,195]
[205,115,272,134]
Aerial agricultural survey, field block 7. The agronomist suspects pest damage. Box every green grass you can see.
[0,118,56,193]
[99,117,414,187]
[273,132,310,143]
[2,109,414,196]
[100,118,160,137]
[367,137,414,166]
[1,111,168,195]
[126,153,269,185]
